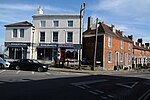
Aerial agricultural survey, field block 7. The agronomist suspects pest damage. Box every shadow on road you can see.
[0,73,149,100]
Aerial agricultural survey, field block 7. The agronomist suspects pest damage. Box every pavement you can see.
[48,66,150,75]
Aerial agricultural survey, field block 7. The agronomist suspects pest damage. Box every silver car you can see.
[0,57,10,69]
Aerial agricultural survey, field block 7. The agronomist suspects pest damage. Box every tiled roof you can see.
[4,21,33,27]
[84,22,133,43]
[133,45,150,51]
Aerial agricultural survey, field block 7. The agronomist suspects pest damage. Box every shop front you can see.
[58,44,81,62]
[6,43,29,59]
[37,43,58,61]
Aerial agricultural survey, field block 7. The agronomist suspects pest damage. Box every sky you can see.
[0,0,150,47]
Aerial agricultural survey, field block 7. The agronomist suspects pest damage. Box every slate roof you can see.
[4,21,33,27]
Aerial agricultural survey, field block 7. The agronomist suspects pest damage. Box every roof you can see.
[84,22,133,43]
[32,14,80,18]
[133,45,150,51]
[4,21,33,27]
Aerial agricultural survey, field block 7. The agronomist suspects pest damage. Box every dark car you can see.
[10,59,48,72]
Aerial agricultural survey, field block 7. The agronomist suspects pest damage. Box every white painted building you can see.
[4,7,83,62]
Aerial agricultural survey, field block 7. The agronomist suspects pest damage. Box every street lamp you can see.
[79,3,85,69]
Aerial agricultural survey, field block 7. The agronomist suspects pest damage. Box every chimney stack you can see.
[37,6,43,14]
[145,43,150,48]
[137,38,143,43]
[87,16,93,30]
[128,35,133,40]
[111,24,115,33]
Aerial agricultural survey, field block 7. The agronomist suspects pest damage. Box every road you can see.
[0,69,150,100]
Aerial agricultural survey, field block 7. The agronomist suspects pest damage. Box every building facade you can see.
[4,7,83,63]
[83,17,133,70]
[4,21,35,59]
[132,39,150,68]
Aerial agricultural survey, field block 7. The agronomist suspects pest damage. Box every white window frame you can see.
[108,51,112,63]
[120,53,123,62]
[108,36,112,48]
[39,32,45,42]
[53,21,59,27]
[66,32,73,43]
[68,20,73,27]
[13,29,17,38]
[128,42,130,50]
[20,29,24,38]
[52,31,58,43]
[40,21,46,27]
[121,40,124,49]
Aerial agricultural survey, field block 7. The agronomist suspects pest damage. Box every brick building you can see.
[83,17,133,70]
[132,39,150,68]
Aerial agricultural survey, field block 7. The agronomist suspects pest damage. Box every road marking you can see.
[116,81,139,89]
[45,72,51,75]
[75,85,86,89]
[83,85,91,89]
[16,70,21,74]
[107,94,114,98]
[89,90,98,95]
[0,70,6,74]
[101,96,108,99]
[71,79,108,86]
[138,89,150,100]
[32,71,34,74]
[95,89,104,93]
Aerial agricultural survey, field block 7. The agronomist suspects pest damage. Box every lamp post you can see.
[79,3,85,69]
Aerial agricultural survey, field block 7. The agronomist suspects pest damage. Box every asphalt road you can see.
[0,69,150,100]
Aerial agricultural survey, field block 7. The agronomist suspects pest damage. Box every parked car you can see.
[0,53,16,63]
[10,59,48,72]
[0,57,10,69]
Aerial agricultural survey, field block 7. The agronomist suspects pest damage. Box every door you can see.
[116,52,119,66]
[125,53,128,66]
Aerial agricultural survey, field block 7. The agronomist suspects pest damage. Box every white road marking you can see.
[101,96,108,99]
[83,85,91,89]
[89,90,98,95]
[16,70,21,74]
[71,79,108,86]
[0,70,6,74]
[116,81,139,89]
[32,71,34,74]
[95,89,104,93]
[45,72,51,75]
[76,85,86,89]
[107,94,114,98]
[138,89,150,100]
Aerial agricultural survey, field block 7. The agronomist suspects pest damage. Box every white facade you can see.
[4,7,83,62]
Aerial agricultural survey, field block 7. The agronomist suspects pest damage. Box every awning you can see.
[7,45,28,48]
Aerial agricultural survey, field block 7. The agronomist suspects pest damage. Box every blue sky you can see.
[0,0,150,46]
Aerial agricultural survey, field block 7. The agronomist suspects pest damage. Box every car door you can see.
[27,59,35,70]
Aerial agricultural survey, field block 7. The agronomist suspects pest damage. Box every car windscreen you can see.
[32,60,40,64]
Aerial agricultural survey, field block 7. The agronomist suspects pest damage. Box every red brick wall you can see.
[104,35,132,70]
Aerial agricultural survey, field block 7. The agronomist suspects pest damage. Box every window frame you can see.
[53,21,59,27]
[108,36,112,48]
[40,32,45,42]
[53,31,58,42]
[120,53,123,62]
[67,32,73,43]
[20,29,24,38]
[120,40,124,49]
[68,21,73,27]
[108,51,112,63]
[40,21,46,27]
[13,29,17,38]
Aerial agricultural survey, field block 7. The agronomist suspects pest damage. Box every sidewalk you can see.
[48,66,150,75]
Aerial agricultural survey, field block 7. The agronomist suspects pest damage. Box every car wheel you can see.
[15,66,20,70]
[0,64,4,69]
[37,67,43,72]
